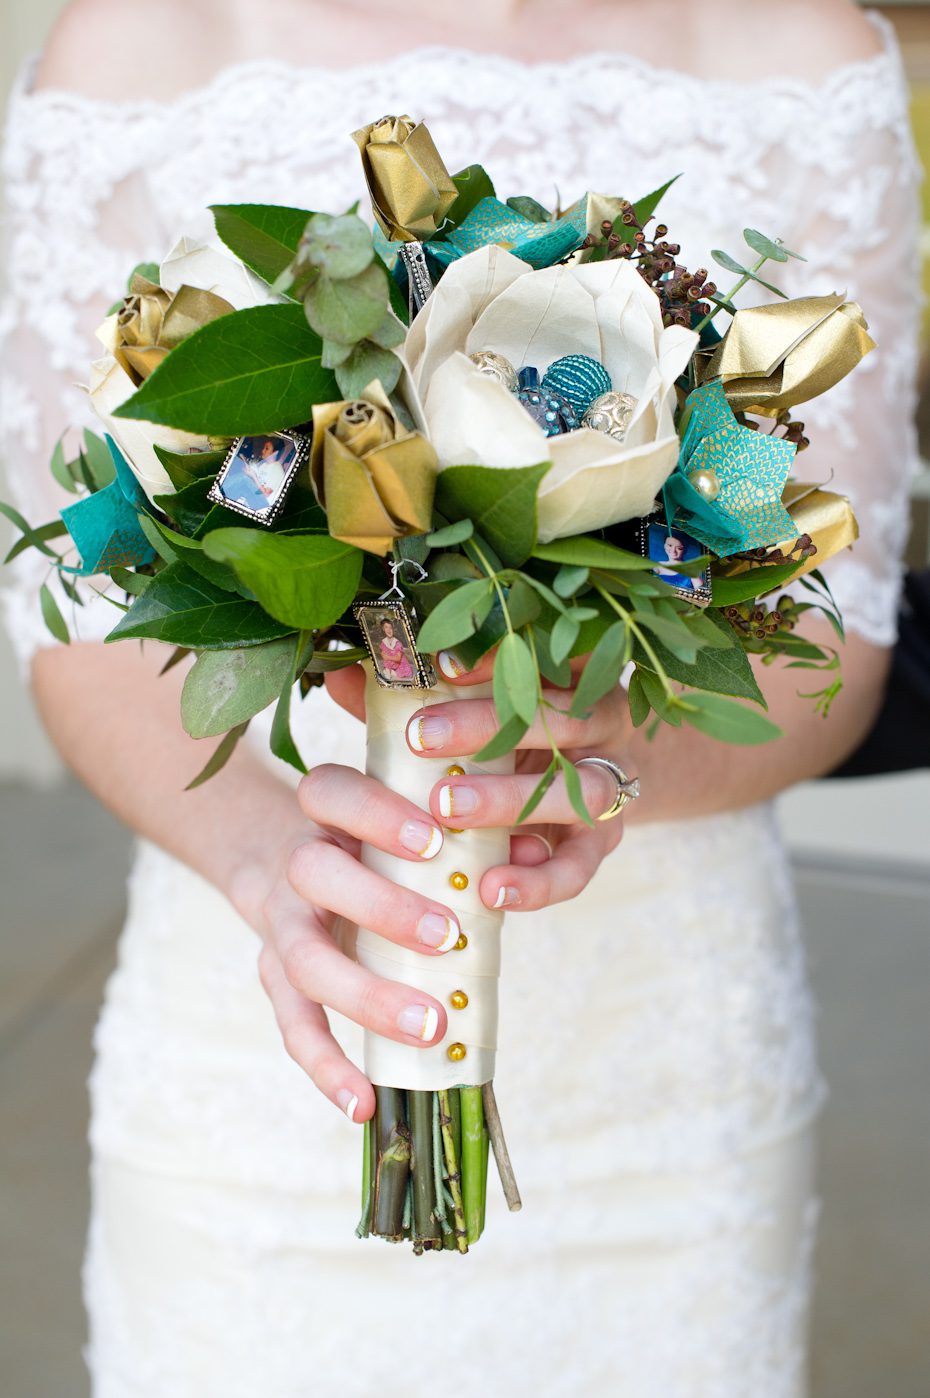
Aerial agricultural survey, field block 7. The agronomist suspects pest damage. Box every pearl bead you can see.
[454,933,468,951]
[687,467,721,501]
[446,764,466,777]
[449,871,469,891]
[447,1042,467,1061]
[450,990,469,1010]
[468,350,518,393]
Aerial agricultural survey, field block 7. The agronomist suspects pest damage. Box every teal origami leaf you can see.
[667,381,798,557]
[60,436,156,576]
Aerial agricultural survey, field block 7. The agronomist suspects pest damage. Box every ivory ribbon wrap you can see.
[356,667,514,1090]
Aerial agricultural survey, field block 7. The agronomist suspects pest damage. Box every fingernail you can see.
[493,886,520,909]
[406,713,453,752]
[438,783,478,819]
[398,1004,439,1041]
[337,1089,359,1122]
[416,912,460,952]
[400,820,443,859]
[437,650,466,679]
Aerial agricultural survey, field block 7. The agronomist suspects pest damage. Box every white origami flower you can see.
[88,238,278,501]
[404,245,698,541]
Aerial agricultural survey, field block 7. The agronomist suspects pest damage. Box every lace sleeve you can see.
[776,48,923,647]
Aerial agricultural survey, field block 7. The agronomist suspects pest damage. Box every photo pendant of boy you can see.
[354,561,437,691]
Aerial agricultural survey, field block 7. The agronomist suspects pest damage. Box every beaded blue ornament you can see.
[541,354,612,416]
[516,366,580,437]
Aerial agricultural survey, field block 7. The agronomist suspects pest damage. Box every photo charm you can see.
[642,519,712,605]
[208,430,310,525]
[354,598,437,690]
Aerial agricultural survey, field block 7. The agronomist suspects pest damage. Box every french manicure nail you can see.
[437,650,466,680]
[337,1089,359,1122]
[416,912,460,952]
[398,1004,439,1041]
[406,713,453,752]
[493,886,520,909]
[438,783,478,819]
[400,820,443,859]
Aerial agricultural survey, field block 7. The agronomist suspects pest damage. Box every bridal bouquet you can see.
[3,116,871,1253]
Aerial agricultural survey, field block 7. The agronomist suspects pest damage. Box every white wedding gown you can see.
[0,13,920,1396]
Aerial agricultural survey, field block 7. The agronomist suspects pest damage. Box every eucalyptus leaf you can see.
[632,609,765,704]
[367,309,406,350]
[181,637,296,738]
[679,691,782,745]
[634,610,701,662]
[515,760,558,825]
[0,502,64,560]
[426,519,474,548]
[210,203,315,285]
[472,713,529,763]
[553,564,589,598]
[114,304,338,435]
[496,631,538,726]
[202,529,363,630]
[270,677,306,773]
[107,561,293,648]
[533,625,572,688]
[506,577,542,630]
[742,228,789,263]
[40,583,70,643]
[185,722,250,790]
[435,462,549,568]
[49,436,79,495]
[569,622,628,717]
[560,753,594,827]
[550,612,580,666]
[304,262,388,343]
[3,519,68,565]
[416,578,494,652]
[83,430,116,490]
[711,248,750,275]
[321,338,355,368]
[298,212,375,281]
[533,535,654,571]
[627,669,650,727]
[334,341,403,398]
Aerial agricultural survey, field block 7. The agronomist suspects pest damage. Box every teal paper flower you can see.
[60,436,156,576]
[665,380,798,557]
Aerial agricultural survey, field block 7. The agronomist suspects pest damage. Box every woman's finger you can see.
[258,940,375,1122]
[478,825,614,912]
[509,830,555,866]
[269,906,448,1049]
[298,764,446,863]
[324,663,366,721]
[406,690,624,759]
[287,837,463,955]
[428,761,627,831]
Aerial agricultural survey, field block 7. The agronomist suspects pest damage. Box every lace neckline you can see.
[15,9,896,117]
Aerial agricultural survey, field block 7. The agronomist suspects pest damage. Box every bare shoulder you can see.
[683,0,890,82]
[31,0,223,99]
[789,0,889,65]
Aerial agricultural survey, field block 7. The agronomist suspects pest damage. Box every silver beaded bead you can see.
[582,390,638,442]
[468,350,519,393]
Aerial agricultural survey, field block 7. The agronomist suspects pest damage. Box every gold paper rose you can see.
[702,294,875,417]
[778,482,859,578]
[97,272,235,387]
[352,115,458,243]
[310,381,438,554]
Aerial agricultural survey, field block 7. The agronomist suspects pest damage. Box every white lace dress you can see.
[0,14,920,1396]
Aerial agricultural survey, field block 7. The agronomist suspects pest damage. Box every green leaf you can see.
[436,463,549,568]
[742,228,788,262]
[153,477,218,536]
[745,270,787,297]
[202,530,363,630]
[40,583,70,643]
[297,212,374,281]
[569,622,628,717]
[321,338,355,368]
[505,195,551,224]
[82,430,116,489]
[185,722,250,790]
[627,669,650,727]
[426,519,474,548]
[154,444,228,491]
[506,577,541,630]
[532,625,572,688]
[532,535,654,571]
[515,760,558,824]
[447,165,497,229]
[416,578,494,652]
[560,754,594,827]
[496,631,538,726]
[114,304,338,435]
[711,248,751,275]
[472,713,529,763]
[140,515,248,595]
[550,612,580,665]
[4,519,68,565]
[553,564,589,598]
[270,679,306,773]
[634,609,765,704]
[49,436,79,495]
[180,637,296,738]
[633,175,680,227]
[334,341,402,398]
[107,561,293,648]
[210,203,315,285]
[711,561,802,608]
[304,262,388,343]
[109,565,152,596]
[679,691,782,745]
[634,610,701,662]
[367,309,406,350]
[0,502,63,560]
[129,261,160,286]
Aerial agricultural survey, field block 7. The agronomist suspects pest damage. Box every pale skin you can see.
[30,0,889,1123]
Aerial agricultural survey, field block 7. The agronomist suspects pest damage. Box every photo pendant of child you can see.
[354,584,437,691]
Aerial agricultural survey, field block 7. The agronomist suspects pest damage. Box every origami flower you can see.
[403,245,698,542]
[352,116,458,243]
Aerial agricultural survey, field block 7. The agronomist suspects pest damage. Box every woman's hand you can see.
[326,654,635,913]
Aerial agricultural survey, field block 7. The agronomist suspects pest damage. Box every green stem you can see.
[409,1090,441,1246]
[594,582,677,703]
[372,1086,411,1242]
[693,251,770,334]
[468,539,514,635]
[438,1088,469,1254]
[460,1086,488,1245]
[355,1117,374,1239]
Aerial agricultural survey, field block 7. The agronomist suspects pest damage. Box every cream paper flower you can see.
[404,246,698,541]
[88,238,279,502]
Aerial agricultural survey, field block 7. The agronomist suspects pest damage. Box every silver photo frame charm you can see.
[640,517,712,606]
[208,430,310,527]
[354,561,437,690]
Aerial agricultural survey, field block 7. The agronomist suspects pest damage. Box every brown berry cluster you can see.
[723,593,802,646]
[579,208,717,329]
[742,411,810,453]
[731,533,817,567]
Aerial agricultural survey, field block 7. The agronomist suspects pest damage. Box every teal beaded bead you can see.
[541,355,612,416]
